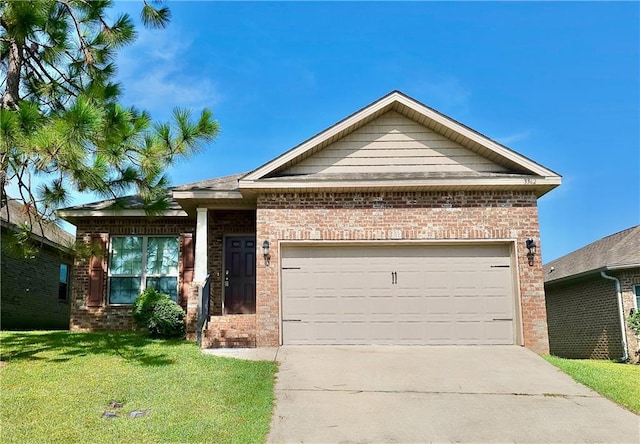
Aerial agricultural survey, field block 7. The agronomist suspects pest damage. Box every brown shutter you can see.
[180,232,195,307]
[87,234,108,307]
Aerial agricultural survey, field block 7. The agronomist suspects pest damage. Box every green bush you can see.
[132,288,186,338]
[148,298,186,338]
[628,310,640,335]
[132,288,166,330]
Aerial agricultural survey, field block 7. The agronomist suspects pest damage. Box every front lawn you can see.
[544,355,640,414]
[0,331,277,443]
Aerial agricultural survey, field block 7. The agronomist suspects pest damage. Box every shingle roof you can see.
[172,172,246,191]
[0,198,75,248]
[59,173,248,214]
[544,225,640,284]
[60,190,184,212]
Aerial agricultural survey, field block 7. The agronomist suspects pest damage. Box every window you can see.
[635,285,640,310]
[108,236,179,304]
[58,264,70,300]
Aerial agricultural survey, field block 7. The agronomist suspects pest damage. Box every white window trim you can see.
[634,284,640,310]
[107,235,179,306]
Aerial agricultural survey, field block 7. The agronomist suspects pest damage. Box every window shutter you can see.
[87,234,108,307]
[180,232,195,306]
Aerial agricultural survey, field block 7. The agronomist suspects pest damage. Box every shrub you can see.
[148,298,186,338]
[132,288,166,330]
[132,288,186,338]
[628,310,640,336]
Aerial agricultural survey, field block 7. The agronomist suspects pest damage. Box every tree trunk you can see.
[2,40,23,110]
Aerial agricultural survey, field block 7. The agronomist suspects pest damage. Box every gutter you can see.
[600,271,629,362]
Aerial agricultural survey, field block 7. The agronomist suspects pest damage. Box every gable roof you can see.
[1,198,75,249]
[240,91,561,196]
[544,225,640,284]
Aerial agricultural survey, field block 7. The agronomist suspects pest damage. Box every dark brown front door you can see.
[224,236,256,314]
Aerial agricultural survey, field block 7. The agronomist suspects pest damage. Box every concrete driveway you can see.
[266,346,639,443]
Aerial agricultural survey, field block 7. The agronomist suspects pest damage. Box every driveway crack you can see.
[277,387,598,398]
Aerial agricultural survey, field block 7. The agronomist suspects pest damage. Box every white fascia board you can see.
[172,190,244,200]
[239,176,561,191]
[57,209,188,218]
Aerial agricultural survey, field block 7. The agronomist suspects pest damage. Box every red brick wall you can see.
[256,190,549,353]
[618,269,640,362]
[203,314,256,348]
[70,217,195,331]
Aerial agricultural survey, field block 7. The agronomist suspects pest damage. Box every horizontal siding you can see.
[283,111,509,175]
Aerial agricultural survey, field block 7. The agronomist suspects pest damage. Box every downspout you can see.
[600,271,629,362]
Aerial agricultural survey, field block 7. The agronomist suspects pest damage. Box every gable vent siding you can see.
[87,234,108,307]
[179,232,195,308]
[282,111,509,176]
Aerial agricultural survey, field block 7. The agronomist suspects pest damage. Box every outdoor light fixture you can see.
[526,238,537,266]
[262,240,271,266]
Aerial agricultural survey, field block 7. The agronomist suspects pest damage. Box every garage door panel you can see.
[486,321,514,344]
[281,244,515,345]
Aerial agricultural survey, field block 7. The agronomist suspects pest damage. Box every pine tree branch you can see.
[24,41,79,96]
[59,0,94,66]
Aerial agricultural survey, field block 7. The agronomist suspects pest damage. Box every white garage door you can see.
[281,244,515,345]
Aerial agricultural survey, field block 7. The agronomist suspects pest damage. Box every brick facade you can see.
[1,230,73,330]
[546,269,639,362]
[68,191,552,354]
[70,217,195,331]
[545,276,624,360]
[206,210,256,315]
[617,269,640,361]
[202,314,257,348]
[256,190,550,353]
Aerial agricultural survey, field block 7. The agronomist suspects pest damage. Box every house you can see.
[59,91,561,353]
[1,198,75,330]
[544,226,640,362]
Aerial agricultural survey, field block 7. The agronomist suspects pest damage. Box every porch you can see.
[186,209,260,348]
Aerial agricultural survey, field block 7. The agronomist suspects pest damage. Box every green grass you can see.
[0,331,278,443]
[543,355,640,414]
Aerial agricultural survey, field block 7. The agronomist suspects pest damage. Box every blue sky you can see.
[79,1,639,262]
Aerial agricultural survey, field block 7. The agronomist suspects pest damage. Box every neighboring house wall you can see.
[70,217,195,331]
[617,269,640,362]
[1,230,72,330]
[545,269,640,362]
[545,276,623,360]
[256,190,550,353]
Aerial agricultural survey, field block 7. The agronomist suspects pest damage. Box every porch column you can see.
[194,208,208,282]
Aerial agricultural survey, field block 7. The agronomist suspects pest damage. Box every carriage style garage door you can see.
[281,244,516,345]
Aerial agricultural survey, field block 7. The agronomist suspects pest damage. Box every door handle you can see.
[391,271,397,285]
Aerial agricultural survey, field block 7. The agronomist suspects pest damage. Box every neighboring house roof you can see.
[544,225,640,284]
[1,198,75,249]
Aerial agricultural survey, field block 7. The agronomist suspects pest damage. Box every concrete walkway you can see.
[263,346,639,443]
